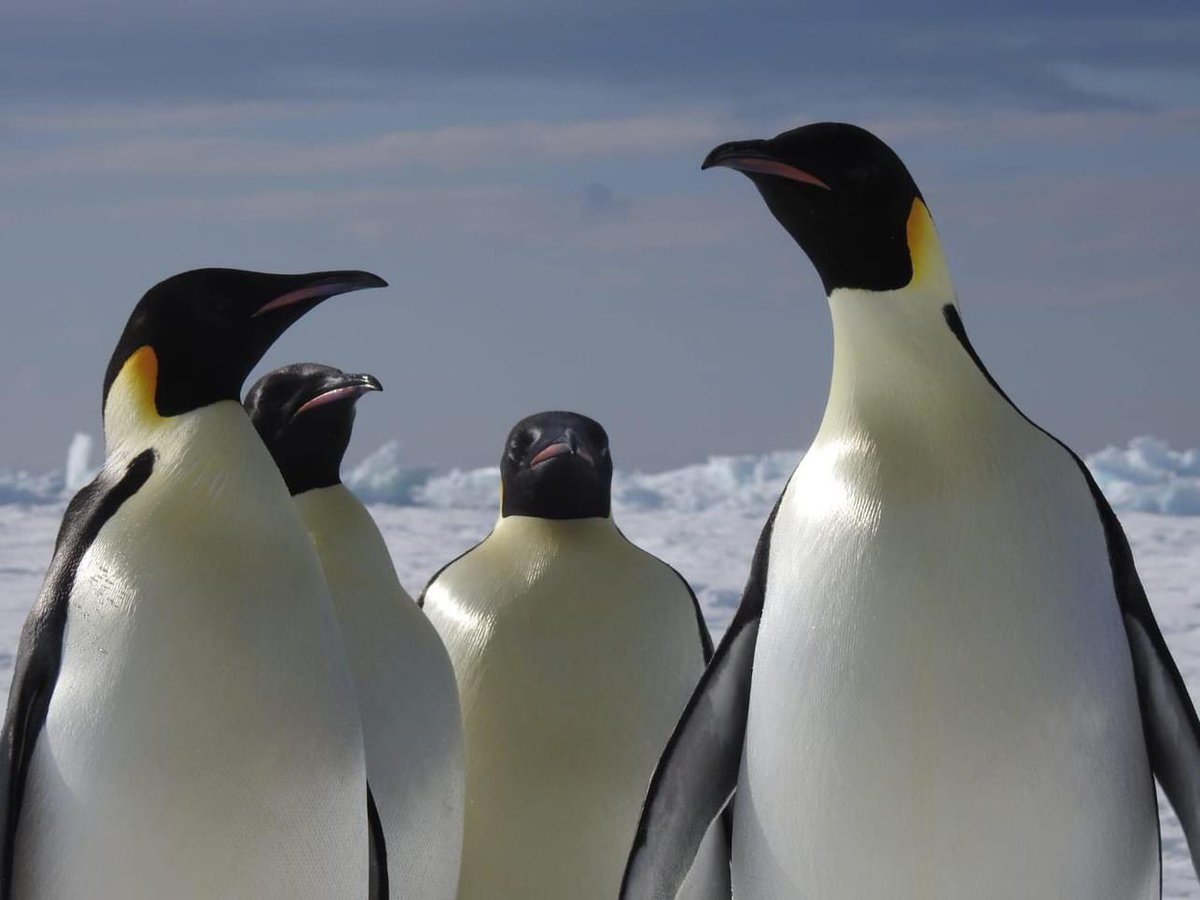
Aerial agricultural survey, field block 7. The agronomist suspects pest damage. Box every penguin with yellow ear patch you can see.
[622,123,1200,900]
[421,411,731,900]
[245,363,465,900]
[0,268,386,900]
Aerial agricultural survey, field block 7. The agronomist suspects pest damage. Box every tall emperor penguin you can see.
[246,363,465,900]
[0,268,387,899]
[622,123,1200,900]
[422,411,731,900]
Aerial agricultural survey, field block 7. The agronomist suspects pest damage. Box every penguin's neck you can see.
[102,347,283,499]
[293,483,407,600]
[492,513,620,549]
[816,204,1012,447]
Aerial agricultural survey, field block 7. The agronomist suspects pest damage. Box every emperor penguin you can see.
[622,123,1200,900]
[421,411,731,900]
[0,268,388,899]
[245,363,465,899]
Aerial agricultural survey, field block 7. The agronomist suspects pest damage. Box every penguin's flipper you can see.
[367,782,389,900]
[416,535,488,610]
[620,492,785,900]
[946,301,1200,869]
[0,450,154,899]
[1084,474,1200,874]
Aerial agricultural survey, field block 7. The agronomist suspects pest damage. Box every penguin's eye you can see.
[201,293,237,320]
[508,430,537,461]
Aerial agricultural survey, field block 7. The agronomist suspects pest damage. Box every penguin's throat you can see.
[821,285,1007,440]
[104,399,289,514]
[493,513,618,543]
[820,199,958,414]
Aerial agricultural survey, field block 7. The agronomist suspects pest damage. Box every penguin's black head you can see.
[500,411,613,520]
[102,268,387,420]
[244,363,382,496]
[703,122,923,295]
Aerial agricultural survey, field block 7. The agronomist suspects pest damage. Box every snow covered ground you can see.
[0,496,1198,894]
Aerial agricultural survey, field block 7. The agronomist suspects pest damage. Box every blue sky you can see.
[2,0,1198,470]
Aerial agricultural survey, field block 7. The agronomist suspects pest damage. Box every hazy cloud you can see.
[7,112,730,179]
[1,0,1198,471]
[8,100,347,132]
[579,183,631,223]
[27,181,749,256]
[3,6,1197,112]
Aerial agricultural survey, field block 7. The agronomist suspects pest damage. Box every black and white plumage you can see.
[422,411,731,900]
[246,363,466,900]
[623,123,1200,900]
[0,269,387,899]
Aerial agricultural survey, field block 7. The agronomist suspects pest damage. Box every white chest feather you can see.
[16,403,367,900]
[733,292,1158,899]
[423,516,727,900]
[295,485,464,898]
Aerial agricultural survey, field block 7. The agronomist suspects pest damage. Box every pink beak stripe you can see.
[253,283,356,317]
[723,157,831,190]
[296,385,370,415]
[530,441,594,467]
[530,442,572,467]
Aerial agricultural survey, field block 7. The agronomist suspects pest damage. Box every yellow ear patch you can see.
[906,198,936,286]
[114,345,161,422]
[905,198,951,292]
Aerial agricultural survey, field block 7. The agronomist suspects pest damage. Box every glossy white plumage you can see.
[14,392,368,899]
[294,483,464,898]
[423,514,729,900]
[731,269,1159,898]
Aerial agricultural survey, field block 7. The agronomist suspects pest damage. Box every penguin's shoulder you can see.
[422,517,694,615]
[58,449,158,556]
[619,540,714,660]
[421,519,566,619]
[294,484,397,580]
[18,447,157,692]
[416,528,493,610]
[489,517,684,599]
[26,449,157,662]
[607,530,689,585]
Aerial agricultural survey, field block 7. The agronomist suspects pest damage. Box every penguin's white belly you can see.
[14,473,368,899]
[357,618,464,899]
[295,485,465,898]
[353,609,464,899]
[424,517,728,900]
[733,437,1159,900]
